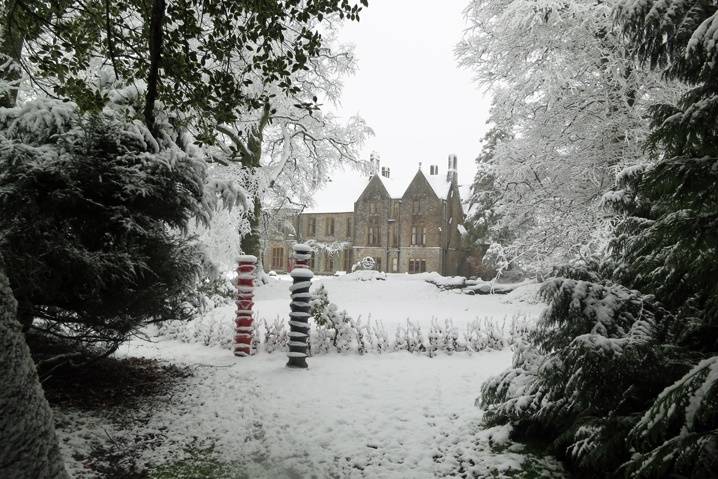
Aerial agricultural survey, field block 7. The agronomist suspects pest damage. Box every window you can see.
[368,217,380,246]
[271,247,284,270]
[412,198,421,214]
[326,254,334,272]
[343,251,352,271]
[392,257,398,272]
[307,217,316,236]
[390,202,399,219]
[391,224,398,247]
[411,225,426,246]
[375,257,382,272]
[325,217,335,236]
[368,227,380,246]
[409,259,427,274]
[346,218,352,238]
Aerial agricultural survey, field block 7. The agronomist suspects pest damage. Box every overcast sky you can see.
[311,1,493,211]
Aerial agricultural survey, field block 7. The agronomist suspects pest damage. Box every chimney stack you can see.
[381,166,391,178]
[370,151,381,176]
[446,154,458,183]
[429,165,439,175]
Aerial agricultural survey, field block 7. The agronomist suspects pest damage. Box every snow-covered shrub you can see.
[260,316,289,354]
[342,270,386,281]
[371,321,390,353]
[196,274,236,310]
[309,284,333,327]
[0,99,209,357]
[352,256,376,272]
[500,282,542,305]
[308,284,356,353]
[158,298,532,357]
[395,319,428,353]
[463,319,511,352]
[479,275,698,476]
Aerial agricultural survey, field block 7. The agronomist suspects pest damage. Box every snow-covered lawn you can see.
[54,274,565,478]
[254,273,544,330]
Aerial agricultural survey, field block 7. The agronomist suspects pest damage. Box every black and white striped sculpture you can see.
[287,244,313,368]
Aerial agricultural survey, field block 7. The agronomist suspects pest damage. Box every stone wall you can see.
[263,239,290,273]
[398,173,444,251]
[296,212,353,244]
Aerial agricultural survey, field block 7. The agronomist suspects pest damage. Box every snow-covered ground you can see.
[55,274,565,478]
[254,272,544,330]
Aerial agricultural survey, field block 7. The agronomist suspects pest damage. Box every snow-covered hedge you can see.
[157,306,531,357]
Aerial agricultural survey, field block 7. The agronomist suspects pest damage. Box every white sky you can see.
[310,1,493,212]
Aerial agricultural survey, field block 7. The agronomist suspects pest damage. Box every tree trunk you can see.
[144,0,166,138]
[242,194,262,260]
[0,0,24,108]
[235,104,271,275]
[0,265,69,479]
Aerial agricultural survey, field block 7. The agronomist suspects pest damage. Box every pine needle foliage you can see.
[0,99,209,355]
[610,0,718,331]
[479,2,718,477]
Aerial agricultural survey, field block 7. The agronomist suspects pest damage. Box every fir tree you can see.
[479,2,718,477]
[610,0,718,347]
[0,99,209,361]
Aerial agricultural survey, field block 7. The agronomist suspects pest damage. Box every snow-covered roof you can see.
[303,169,367,214]
[304,166,462,213]
[425,174,452,199]
[376,175,409,198]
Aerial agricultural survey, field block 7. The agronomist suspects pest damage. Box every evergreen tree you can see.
[466,126,513,245]
[611,0,718,347]
[0,98,209,360]
[478,3,718,477]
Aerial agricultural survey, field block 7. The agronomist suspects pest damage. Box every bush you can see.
[0,99,209,358]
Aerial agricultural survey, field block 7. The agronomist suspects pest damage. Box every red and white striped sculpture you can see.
[287,244,313,368]
[234,255,257,357]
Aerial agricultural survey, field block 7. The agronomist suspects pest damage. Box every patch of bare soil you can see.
[43,355,192,411]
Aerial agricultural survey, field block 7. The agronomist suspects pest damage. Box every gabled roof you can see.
[304,165,460,213]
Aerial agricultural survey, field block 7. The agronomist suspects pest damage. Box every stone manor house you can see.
[263,154,469,276]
